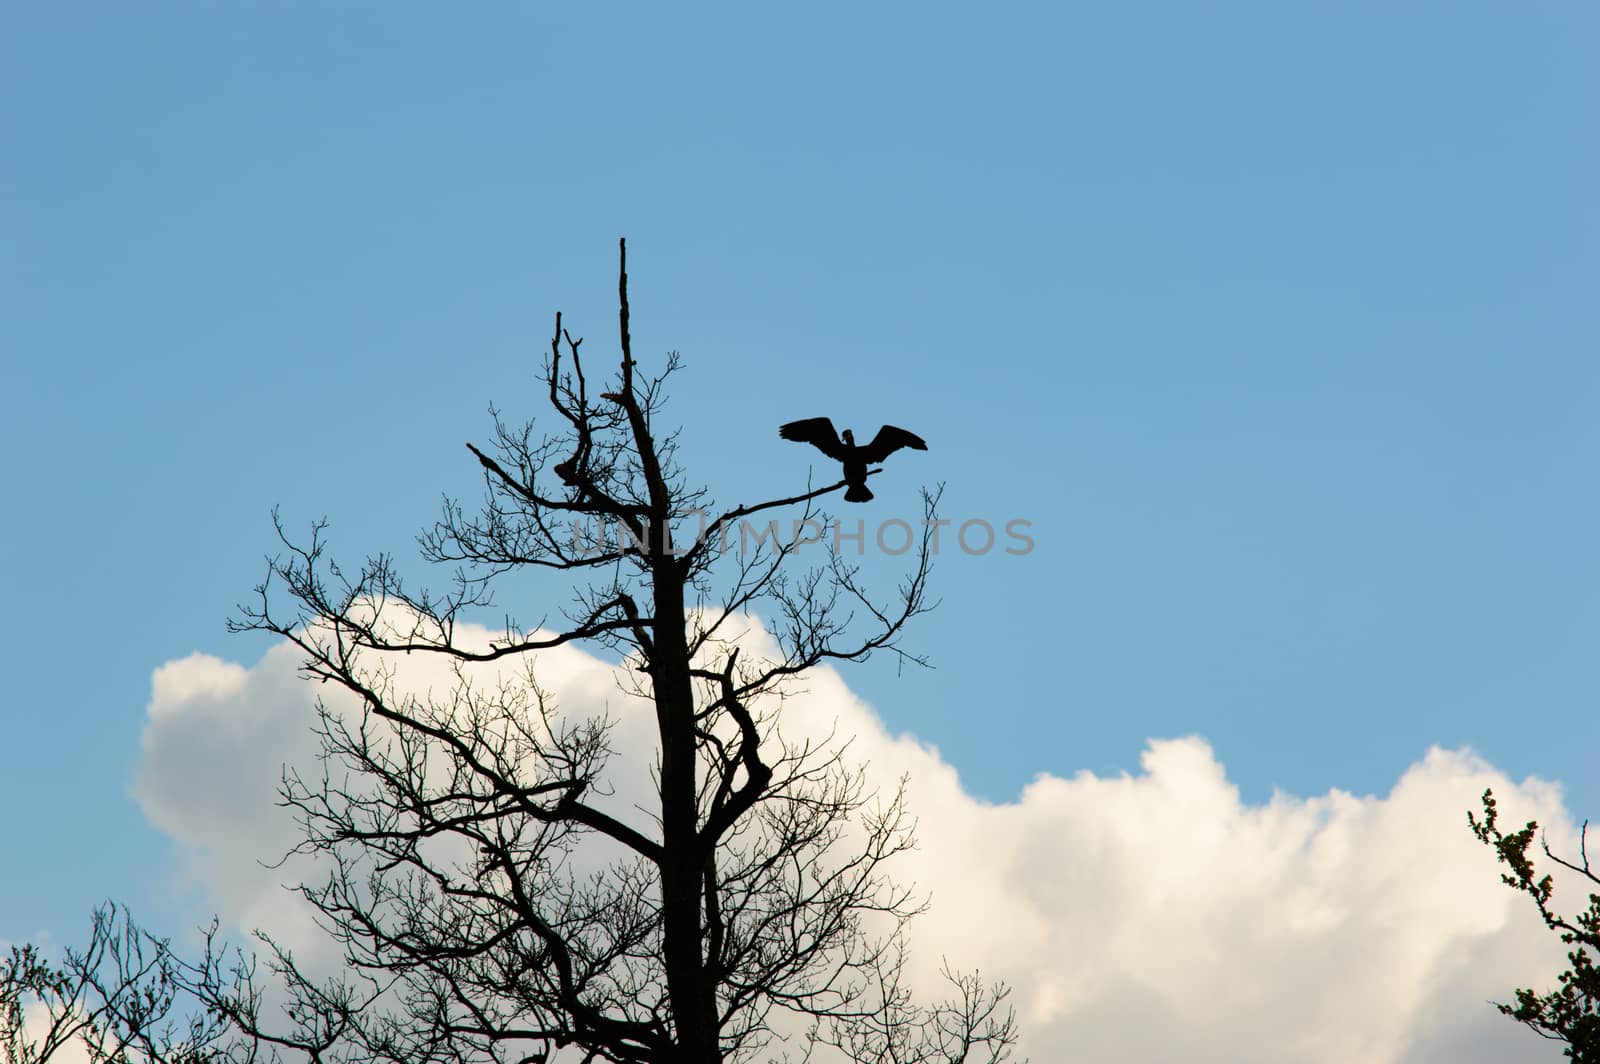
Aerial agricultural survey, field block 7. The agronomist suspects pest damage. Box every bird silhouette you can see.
[779,418,928,502]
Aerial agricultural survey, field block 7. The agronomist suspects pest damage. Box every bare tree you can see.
[191,241,1020,1064]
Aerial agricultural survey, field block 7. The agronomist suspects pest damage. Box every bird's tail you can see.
[845,483,874,503]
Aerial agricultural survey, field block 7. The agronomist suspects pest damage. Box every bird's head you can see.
[842,429,856,446]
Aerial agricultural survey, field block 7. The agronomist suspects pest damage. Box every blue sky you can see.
[2,0,1595,987]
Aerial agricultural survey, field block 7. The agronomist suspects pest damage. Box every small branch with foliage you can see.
[1469,788,1599,1060]
[1,904,228,1064]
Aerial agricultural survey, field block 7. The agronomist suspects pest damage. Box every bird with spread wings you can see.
[779,417,928,502]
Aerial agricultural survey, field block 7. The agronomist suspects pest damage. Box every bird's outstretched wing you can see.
[779,417,847,460]
[858,425,928,464]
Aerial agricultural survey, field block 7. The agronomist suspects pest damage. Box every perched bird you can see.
[778,418,928,502]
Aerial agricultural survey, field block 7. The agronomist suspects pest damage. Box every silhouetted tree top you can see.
[177,239,1025,1064]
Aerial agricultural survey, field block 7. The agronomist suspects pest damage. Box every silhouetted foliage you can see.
[1470,789,1600,1060]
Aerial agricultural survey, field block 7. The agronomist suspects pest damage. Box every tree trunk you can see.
[652,558,720,1062]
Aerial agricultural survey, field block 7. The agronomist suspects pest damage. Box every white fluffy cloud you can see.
[135,624,1580,1063]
